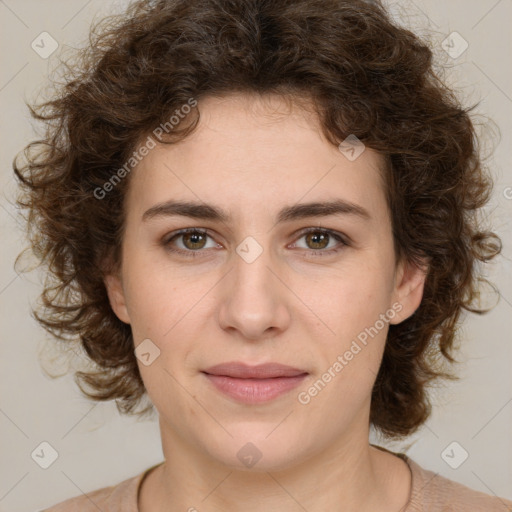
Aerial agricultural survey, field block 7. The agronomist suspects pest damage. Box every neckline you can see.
[369,444,414,511]
[136,461,165,511]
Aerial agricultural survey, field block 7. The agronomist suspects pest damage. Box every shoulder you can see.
[406,456,512,511]
[39,464,160,512]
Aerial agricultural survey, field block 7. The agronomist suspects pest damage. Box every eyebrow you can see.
[142,199,371,224]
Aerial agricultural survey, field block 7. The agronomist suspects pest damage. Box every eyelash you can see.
[162,227,348,258]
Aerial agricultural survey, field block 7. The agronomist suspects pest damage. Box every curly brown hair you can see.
[14,0,501,439]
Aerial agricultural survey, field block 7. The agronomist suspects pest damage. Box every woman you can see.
[14,0,511,510]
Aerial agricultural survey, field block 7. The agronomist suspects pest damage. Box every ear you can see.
[104,272,131,324]
[389,257,429,325]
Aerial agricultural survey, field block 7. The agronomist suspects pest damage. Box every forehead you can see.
[125,93,389,225]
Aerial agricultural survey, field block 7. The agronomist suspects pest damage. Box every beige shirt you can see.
[41,452,512,511]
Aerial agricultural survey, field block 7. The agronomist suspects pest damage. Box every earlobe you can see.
[389,258,429,325]
[104,273,131,324]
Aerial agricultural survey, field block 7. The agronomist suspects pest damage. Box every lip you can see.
[202,362,309,404]
[203,362,307,379]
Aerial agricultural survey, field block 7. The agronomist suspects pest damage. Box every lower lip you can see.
[203,373,308,404]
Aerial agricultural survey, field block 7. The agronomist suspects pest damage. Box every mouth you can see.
[201,362,309,404]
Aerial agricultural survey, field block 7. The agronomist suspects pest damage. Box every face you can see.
[105,93,426,472]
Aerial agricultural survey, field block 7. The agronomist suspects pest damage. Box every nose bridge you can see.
[234,235,274,295]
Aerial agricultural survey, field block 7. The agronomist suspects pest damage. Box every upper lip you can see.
[202,362,308,379]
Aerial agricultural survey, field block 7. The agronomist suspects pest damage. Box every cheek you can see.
[121,254,208,369]
[296,258,395,409]
[300,259,395,339]
[121,250,191,337]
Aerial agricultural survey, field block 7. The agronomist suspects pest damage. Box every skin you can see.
[104,92,427,511]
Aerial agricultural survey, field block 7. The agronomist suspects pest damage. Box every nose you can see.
[217,241,291,341]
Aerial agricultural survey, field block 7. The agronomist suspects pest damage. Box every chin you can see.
[202,423,312,473]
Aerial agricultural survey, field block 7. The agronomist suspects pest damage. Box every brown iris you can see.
[182,231,207,250]
[305,231,330,250]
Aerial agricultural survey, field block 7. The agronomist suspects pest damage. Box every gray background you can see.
[1,1,511,510]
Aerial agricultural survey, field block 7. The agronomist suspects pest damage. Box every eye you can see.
[291,228,348,256]
[163,228,220,257]
[162,227,348,258]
